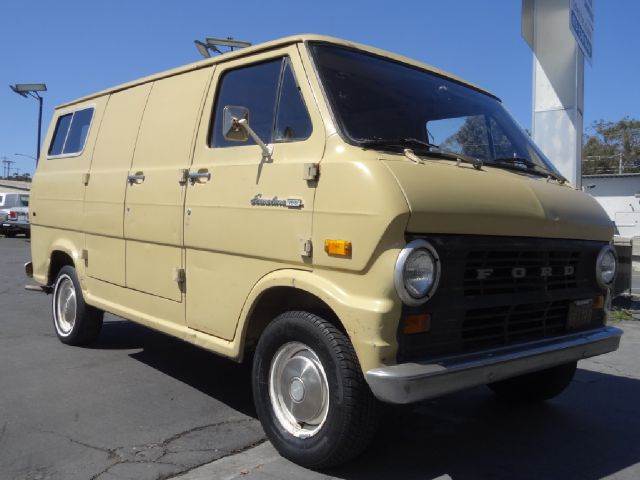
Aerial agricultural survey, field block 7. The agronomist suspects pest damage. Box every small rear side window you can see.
[49,113,72,155]
[48,107,94,157]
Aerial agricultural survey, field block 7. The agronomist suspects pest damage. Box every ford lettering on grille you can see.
[476,265,575,280]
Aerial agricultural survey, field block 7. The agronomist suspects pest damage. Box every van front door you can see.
[123,68,212,308]
[184,48,325,340]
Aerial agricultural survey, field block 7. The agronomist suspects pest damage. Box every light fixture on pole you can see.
[194,37,251,58]
[10,83,47,165]
[14,153,36,161]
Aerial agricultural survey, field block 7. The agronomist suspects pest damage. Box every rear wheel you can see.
[488,361,577,402]
[252,311,379,468]
[52,265,103,345]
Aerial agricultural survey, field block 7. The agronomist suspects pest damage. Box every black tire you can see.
[488,361,577,402]
[252,311,379,469]
[52,265,103,345]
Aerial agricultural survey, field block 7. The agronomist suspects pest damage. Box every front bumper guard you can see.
[366,326,622,404]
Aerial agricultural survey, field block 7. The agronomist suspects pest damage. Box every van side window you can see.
[210,60,282,148]
[49,113,73,155]
[274,58,312,142]
[48,107,94,157]
[210,57,312,148]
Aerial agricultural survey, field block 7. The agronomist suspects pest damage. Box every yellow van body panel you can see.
[30,97,107,233]
[383,157,614,241]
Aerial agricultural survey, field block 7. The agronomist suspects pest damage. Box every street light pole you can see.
[9,83,47,166]
[36,92,43,163]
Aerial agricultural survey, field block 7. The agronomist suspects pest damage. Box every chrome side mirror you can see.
[223,105,250,142]
[222,105,273,161]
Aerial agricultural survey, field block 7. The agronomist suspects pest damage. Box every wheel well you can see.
[48,250,74,285]
[243,287,343,355]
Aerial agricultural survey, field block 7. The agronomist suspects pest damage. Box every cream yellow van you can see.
[27,34,621,467]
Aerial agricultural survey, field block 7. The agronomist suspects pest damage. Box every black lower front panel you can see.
[398,235,608,362]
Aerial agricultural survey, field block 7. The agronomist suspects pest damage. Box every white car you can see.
[0,193,30,237]
[2,206,30,237]
[0,192,30,221]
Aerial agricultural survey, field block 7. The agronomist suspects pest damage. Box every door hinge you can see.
[299,238,313,257]
[179,168,189,186]
[173,267,186,292]
[81,249,89,267]
[82,172,90,186]
[303,163,319,181]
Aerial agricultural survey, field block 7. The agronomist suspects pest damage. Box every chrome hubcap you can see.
[54,275,77,336]
[269,342,329,438]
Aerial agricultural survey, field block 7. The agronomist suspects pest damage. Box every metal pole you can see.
[36,93,43,164]
[619,152,623,175]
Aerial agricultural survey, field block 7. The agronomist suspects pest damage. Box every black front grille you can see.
[462,300,569,351]
[397,235,607,361]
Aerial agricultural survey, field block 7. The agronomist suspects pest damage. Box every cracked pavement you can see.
[3,236,640,479]
[0,238,266,480]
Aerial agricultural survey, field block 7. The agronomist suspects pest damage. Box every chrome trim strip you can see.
[366,326,622,404]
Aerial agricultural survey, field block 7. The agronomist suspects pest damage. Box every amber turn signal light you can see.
[593,295,605,309]
[324,239,352,257]
[403,313,431,334]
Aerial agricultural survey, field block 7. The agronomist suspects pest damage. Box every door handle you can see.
[188,170,211,185]
[127,172,145,185]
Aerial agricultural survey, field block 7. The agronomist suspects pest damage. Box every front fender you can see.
[236,254,402,372]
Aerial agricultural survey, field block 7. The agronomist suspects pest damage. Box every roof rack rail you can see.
[194,37,252,58]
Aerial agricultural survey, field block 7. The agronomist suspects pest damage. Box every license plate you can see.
[567,299,593,331]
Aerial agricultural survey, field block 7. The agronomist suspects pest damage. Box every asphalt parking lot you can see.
[2,236,640,480]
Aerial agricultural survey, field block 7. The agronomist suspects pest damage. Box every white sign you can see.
[570,0,595,64]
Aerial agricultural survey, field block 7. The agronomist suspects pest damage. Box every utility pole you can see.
[2,156,16,179]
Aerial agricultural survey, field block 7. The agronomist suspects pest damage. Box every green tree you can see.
[582,117,640,174]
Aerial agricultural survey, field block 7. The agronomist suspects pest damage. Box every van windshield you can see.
[310,43,561,178]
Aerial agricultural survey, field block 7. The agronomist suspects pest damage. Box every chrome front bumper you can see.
[366,326,622,404]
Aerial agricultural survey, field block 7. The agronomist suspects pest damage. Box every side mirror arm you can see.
[236,118,273,161]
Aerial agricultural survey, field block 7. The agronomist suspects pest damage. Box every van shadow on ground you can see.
[93,319,640,480]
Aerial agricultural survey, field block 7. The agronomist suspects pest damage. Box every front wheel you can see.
[252,311,379,468]
[52,265,104,345]
[487,361,577,402]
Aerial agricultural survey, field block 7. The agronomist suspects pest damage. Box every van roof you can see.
[57,34,497,109]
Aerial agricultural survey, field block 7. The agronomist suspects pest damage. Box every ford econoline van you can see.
[27,35,621,468]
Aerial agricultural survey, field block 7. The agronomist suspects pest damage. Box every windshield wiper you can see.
[359,137,439,151]
[490,156,566,183]
[360,137,483,169]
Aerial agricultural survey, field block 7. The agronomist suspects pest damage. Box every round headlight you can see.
[395,240,440,306]
[596,246,617,287]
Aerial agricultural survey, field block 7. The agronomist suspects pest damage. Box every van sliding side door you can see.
[123,67,213,313]
[84,84,152,286]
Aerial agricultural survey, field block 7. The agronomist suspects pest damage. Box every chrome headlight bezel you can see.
[596,245,617,289]
[394,239,441,306]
